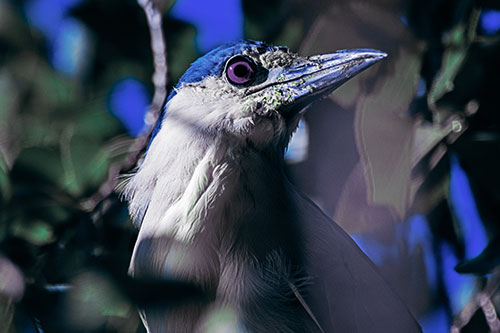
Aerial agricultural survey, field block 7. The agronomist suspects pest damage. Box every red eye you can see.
[226,56,256,85]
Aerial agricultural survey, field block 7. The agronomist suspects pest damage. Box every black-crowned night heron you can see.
[124,40,421,332]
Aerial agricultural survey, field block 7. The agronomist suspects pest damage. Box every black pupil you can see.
[234,64,249,78]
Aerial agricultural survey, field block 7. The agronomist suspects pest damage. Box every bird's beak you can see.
[269,49,387,117]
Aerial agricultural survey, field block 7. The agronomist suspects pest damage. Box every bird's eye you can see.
[225,56,256,85]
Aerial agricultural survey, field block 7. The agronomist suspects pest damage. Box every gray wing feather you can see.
[294,190,422,332]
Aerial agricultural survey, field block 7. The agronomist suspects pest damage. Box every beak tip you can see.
[378,52,388,60]
[363,49,388,62]
[358,50,387,68]
[334,48,387,66]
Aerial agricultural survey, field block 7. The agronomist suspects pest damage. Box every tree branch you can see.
[82,0,167,213]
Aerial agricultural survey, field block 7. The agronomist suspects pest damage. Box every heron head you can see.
[151,40,386,152]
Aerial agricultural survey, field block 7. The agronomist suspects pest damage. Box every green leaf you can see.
[355,48,422,218]
[15,147,66,187]
[428,25,468,108]
[67,135,111,194]
[74,104,122,140]
[0,152,10,202]
[67,271,134,330]
[31,66,76,110]
[11,220,54,246]
[428,9,481,109]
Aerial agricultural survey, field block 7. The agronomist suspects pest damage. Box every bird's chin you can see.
[277,90,328,123]
[276,103,310,139]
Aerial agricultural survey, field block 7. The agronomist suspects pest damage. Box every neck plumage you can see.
[126,128,312,332]
[127,126,297,252]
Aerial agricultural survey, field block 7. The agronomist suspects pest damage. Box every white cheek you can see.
[167,77,288,147]
[169,78,245,128]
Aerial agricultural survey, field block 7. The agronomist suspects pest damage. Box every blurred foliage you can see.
[0,0,203,331]
[409,0,500,281]
[0,0,499,331]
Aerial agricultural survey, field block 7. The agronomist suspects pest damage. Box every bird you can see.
[123,40,421,332]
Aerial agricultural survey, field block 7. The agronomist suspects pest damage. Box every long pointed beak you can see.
[257,49,387,116]
[291,49,386,96]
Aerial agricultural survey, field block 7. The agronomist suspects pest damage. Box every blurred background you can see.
[1,0,500,331]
